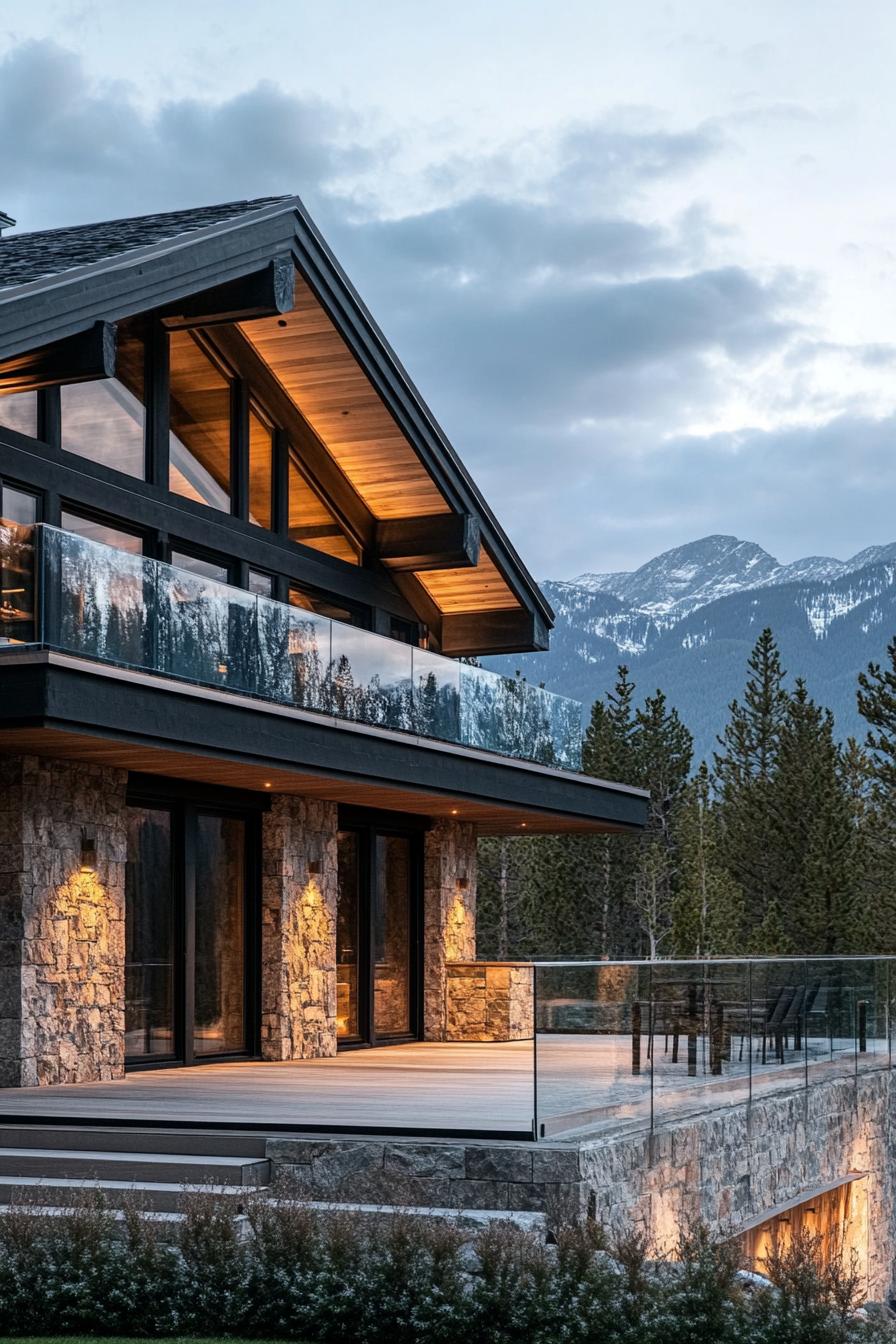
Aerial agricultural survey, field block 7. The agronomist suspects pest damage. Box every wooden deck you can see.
[0,1035,882,1140]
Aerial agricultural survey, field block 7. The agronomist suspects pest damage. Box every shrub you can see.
[0,1190,891,1343]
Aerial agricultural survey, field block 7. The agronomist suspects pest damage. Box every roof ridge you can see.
[3,196,297,243]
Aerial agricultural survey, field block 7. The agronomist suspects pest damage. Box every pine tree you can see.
[631,690,693,957]
[855,641,896,949]
[714,628,789,944]
[672,762,743,956]
[766,680,855,954]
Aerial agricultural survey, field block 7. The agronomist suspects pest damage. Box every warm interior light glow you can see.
[264,781,272,788]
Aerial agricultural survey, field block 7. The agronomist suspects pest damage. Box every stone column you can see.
[0,754,127,1088]
[422,819,477,1040]
[260,795,338,1060]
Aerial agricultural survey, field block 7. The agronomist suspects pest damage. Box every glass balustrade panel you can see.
[650,960,750,1125]
[412,647,461,742]
[534,962,653,1139]
[330,623,414,731]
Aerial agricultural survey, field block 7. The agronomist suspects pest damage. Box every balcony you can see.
[0,522,583,771]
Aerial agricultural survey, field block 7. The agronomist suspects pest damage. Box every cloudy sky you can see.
[3,1,896,578]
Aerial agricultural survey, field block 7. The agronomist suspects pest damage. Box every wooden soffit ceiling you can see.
[239,273,521,617]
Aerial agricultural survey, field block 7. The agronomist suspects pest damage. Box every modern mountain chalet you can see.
[0,196,647,1094]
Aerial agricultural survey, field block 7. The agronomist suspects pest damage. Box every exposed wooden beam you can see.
[160,256,295,329]
[376,512,480,572]
[208,322,374,552]
[0,320,116,393]
[441,608,551,657]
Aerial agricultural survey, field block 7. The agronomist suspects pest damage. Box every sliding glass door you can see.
[336,823,419,1047]
[125,797,255,1067]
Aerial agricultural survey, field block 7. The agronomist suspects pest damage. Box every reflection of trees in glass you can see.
[56,534,147,668]
[45,530,584,769]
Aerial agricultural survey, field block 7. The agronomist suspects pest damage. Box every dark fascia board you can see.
[0,654,649,831]
[0,195,554,639]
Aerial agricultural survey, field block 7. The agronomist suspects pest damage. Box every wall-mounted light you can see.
[457,875,469,890]
[80,827,97,873]
[308,858,322,876]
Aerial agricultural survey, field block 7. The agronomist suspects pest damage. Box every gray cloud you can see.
[0,37,889,579]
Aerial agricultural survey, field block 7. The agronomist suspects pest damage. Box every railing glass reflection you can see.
[533,957,894,1139]
[17,525,582,769]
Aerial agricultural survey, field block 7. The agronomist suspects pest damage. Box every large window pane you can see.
[60,509,144,556]
[61,324,146,478]
[169,330,231,512]
[0,390,38,437]
[1,487,38,527]
[170,549,229,583]
[248,409,273,529]
[194,814,246,1056]
[125,806,175,1059]
[288,452,359,564]
[373,834,411,1037]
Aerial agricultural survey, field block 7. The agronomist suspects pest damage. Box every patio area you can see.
[0,1030,884,1141]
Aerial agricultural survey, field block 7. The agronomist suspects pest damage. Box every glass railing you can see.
[532,957,894,1139]
[0,523,583,770]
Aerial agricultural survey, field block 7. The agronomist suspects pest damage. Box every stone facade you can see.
[0,754,127,1087]
[260,795,339,1060]
[268,1069,896,1301]
[422,820,477,1040]
[445,962,534,1041]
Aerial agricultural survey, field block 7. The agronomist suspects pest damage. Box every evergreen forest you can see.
[477,629,896,959]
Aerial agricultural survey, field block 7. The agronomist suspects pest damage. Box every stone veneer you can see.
[260,796,339,1060]
[268,1069,896,1300]
[0,755,127,1087]
[444,962,533,1041]
[422,820,477,1041]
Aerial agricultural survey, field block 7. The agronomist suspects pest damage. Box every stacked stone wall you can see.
[0,755,127,1087]
[422,820,477,1040]
[444,962,534,1040]
[260,796,339,1060]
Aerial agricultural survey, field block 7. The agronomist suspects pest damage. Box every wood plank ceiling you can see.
[240,274,521,616]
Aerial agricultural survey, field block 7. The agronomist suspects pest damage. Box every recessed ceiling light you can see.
[278,319,288,327]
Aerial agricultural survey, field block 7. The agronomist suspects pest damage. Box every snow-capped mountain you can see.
[484,535,896,767]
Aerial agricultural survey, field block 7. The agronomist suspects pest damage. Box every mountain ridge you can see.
[484,534,896,767]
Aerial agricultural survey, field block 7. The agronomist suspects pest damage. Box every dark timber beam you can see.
[441,608,551,657]
[208,323,374,552]
[375,512,480,572]
[160,256,295,329]
[0,321,116,393]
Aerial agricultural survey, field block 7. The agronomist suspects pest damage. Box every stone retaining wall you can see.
[268,1068,896,1300]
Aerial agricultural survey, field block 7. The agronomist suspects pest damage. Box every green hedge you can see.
[0,1191,891,1344]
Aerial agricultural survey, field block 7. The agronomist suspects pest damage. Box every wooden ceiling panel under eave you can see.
[418,545,518,613]
[240,275,449,521]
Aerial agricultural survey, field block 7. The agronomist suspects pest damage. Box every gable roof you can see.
[0,195,554,651]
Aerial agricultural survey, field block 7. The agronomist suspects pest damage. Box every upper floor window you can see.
[60,323,146,478]
[1,483,39,527]
[287,450,360,565]
[0,390,38,438]
[170,548,230,584]
[61,508,144,556]
[168,330,231,512]
[289,582,367,628]
[248,407,273,530]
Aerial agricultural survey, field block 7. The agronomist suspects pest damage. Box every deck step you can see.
[0,1174,259,1213]
[0,1147,270,1185]
[0,1125,269,1158]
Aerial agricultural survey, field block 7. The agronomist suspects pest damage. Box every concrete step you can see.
[0,1147,270,1186]
[0,1204,253,1241]
[293,1199,549,1237]
[0,1174,258,1214]
[0,1125,269,1158]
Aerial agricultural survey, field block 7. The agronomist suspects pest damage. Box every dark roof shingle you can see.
[0,197,295,291]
